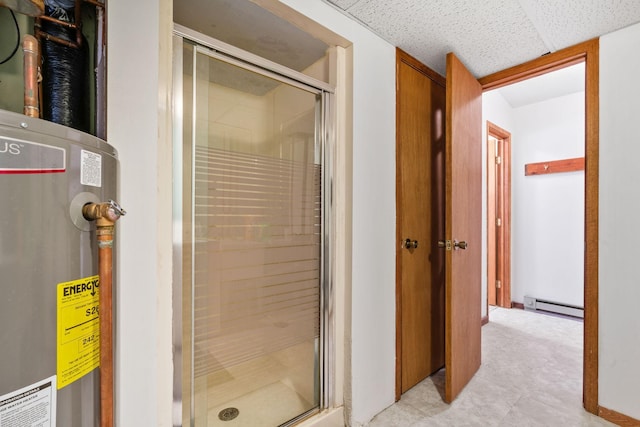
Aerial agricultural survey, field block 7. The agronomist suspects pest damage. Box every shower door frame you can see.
[171,24,336,427]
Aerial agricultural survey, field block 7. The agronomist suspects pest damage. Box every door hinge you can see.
[496,218,502,227]
[496,280,502,289]
[437,239,452,251]
[496,156,502,165]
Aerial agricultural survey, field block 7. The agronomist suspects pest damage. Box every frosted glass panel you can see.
[190,48,321,426]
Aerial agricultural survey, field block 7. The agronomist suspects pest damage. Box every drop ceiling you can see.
[174,0,638,105]
[324,0,640,77]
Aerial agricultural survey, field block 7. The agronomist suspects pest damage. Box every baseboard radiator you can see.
[523,296,584,319]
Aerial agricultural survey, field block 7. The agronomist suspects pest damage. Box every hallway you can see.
[368,307,615,426]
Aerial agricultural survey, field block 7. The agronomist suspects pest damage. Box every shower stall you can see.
[172,26,334,426]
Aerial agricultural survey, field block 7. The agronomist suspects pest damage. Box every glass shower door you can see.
[182,42,325,426]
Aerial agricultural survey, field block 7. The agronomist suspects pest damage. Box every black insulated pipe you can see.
[39,0,89,132]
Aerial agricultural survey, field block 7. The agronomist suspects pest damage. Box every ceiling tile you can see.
[518,0,640,51]
[325,0,361,10]
[344,0,549,76]
[179,0,640,80]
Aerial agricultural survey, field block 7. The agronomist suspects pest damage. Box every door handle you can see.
[437,240,467,250]
[403,238,419,249]
[438,240,451,251]
[454,240,468,250]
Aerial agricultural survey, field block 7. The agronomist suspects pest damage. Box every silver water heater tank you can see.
[0,109,118,426]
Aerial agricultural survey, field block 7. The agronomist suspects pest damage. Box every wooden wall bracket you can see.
[525,157,584,176]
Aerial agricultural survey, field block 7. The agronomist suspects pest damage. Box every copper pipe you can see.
[74,0,82,47]
[35,28,80,49]
[37,35,43,121]
[22,35,40,118]
[37,14,78,29]
[35,0,84,49]
[82,201,126,427]
[97,223,113,427]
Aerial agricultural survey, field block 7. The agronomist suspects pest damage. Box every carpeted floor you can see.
[367,307,615,426]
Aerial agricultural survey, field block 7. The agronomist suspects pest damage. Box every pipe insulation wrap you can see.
[41,3,89,132]
[44,0,74,10]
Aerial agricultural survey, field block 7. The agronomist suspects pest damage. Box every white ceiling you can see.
[324,0,640,78]
[496,62,584,108]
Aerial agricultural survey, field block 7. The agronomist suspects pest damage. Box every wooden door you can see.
[444,52,482,403]
[396,49,446,395]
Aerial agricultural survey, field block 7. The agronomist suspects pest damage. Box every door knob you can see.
[438,240,452,251]
[403,238,419,249]
[454,240,468,250]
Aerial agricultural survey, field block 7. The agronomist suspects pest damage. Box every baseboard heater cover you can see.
[523,295,584,319]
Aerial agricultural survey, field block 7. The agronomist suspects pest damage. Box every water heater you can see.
[0,109,118,426]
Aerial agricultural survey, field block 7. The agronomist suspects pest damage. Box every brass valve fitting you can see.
[82,200,126,228]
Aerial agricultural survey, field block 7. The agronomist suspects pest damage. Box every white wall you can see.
[511,92,584,307]
[482,91,515,316]
[483,90,585,309]
[280,2,397,425]
[599,21,640,421]
[107,0,173,425]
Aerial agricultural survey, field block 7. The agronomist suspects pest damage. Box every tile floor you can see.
[367,307,616,426]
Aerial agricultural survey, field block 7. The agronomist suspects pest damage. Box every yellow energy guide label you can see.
[57,275,100,389]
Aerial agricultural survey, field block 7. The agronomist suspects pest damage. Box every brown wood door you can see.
[444,52,482,403]
[396,50,446,395]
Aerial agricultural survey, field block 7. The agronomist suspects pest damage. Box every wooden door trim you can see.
[395,48,445,401]
[598,406,640,426]
[486,137,497,308]
[397,48,446,88]
[479,38,599,414]
[486,121,512,310]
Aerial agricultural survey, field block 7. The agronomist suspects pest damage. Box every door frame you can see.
[479,38,599,414]
[486,122,511,310]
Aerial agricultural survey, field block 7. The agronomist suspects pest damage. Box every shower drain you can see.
[218,407,240,422]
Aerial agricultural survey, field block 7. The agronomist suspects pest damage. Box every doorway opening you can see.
[483,62,585,316]
[483,66,587,417]
[480,38,598,413]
